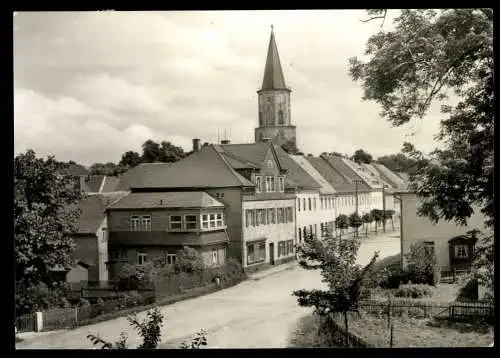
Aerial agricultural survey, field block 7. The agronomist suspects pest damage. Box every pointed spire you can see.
[261,26,288,90]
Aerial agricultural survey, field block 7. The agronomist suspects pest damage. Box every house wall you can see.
[97,217,109,281]
[295,191,336,241]
[66,265,89,283]
[204,187,243,264]
[72,235,99,282]
[400,192,488,270]
[242,198,296,268]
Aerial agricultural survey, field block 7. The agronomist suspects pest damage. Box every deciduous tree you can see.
[335,214,349,238]
[351,149,373,164]
[119,151,142,169]
[15,150,83,291]
[349,212,363,238]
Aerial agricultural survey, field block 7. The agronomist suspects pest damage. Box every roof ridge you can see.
[220,150,261,168]
[211,145,255,187]
[98,176,106,193]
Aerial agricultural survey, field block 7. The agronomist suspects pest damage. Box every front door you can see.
[269,243,275,265]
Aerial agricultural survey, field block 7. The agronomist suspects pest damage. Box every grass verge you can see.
[288,314,337,348]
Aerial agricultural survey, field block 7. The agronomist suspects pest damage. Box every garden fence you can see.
[324,314,373,348]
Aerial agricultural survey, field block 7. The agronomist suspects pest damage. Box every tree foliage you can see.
[281,140,300,155]
[89,162,127,176]
[335,214,349,238]
[376,153,418,174]
[293,231,380,346]
[15,150,83,289]
[351,149,373,164]
[119,151,142,169]
[361,213,373,237]
[141,139,186,164]
[174,246,205,274]
[349,212,363,238]
[405,241,439,286]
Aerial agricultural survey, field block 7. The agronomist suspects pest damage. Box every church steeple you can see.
[261,25,288,91]
[255,26,296,147]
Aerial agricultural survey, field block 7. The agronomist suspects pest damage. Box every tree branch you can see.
[360,10,387,28]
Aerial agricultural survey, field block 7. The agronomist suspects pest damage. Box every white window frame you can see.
[137,252,147,265]
[169,215,183,230]
[267,160,273,168]
[201,214,209,229]
[185,214,197,229]
[216,213,224,226]
[141,215,151,231]
[130,215,140,231]
[209,213,216,228]
[266,176,275,192]
[455,244,468,259]
[278,176,285,192]
[166,253,176,265]
[255,176,262,193]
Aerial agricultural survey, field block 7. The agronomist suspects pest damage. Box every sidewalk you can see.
[247,260,299,281]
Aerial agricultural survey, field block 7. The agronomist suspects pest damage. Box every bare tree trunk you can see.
[344,311,349,347]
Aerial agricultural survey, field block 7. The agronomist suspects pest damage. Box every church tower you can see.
[254,26,297,147]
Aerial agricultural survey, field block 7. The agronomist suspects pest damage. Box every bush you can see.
[378,268,409,289]
[457,278,479,302]
[174,246,205,274]
[405,241,440,286]
[15,282,65,315]
[393,284,434,299]
[78,297,91,307]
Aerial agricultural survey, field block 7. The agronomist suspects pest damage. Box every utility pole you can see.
[354,180,362,239]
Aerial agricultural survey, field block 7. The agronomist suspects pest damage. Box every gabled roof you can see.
[108,191,225,210]
[128,145,254,189]
[83,175,105,193]
[101,176,120,192]
[115,163,173,191]
[270,148,321,190]
[305,156,370,193]
[261,27,288,91]
[369,163,405,189]
[59,163,89,176]
[217,142,272,168]
[321,156,371,190]
[340,158,382,189]
[395,171,409,182]
[288,154,334,193]
[73,192,128,234]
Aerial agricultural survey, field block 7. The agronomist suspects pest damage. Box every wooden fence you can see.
[16,313,36,333]
[323,314,373,348]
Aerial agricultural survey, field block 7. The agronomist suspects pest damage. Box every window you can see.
[141,215,151,231]
[303,198,306,211]
[308,198,312,210]
[166,254,176,265]
[268,208,276,224]
[255,176,262,193]
[278,177,285,192]
[202,214,209,229]
[278,241,285,257]
[303,226,307,239]
[297,198,301,212]
[112,249,126,261]
[261,209,268,225]
[455,245,468,259]
[314,224,317,235]
[185,215,197,229]
[267,160,273,168]
[277,208,283,223]
[169,215,182,229]
[255,209,261,226]
[298,228,302,242]
[266,176,275,192]
[130,215,140,231]
[286,207,293,222]
[212,248,219,265]
[209,214,216,228]
[321,198,324,210]
[259,111,263,126]
[286,240,294,255]
[313,198,317,210]
[247,241,266,264]
[137,252,147,265]
[216,213,224,226]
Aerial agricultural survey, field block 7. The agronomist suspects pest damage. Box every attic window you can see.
[267,160,273,168]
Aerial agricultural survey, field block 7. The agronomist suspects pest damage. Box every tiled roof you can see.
[59,163,89,176]
[101,176,120,192]
[370,163,404,189]
[126,146,254,189]
[108,191,224,210]
[73,192,128,234]
[305,156,370,193]
[322,156,371,190]
[272,148,321,190]
[83,175,105,193]
[115,163,172,191]
[394,170,410,182]
[288,154,334,193]
[110,230,229,247]
[218,142,272,167]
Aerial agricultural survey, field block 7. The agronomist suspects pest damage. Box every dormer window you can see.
[278,110,284,125]
[266,176,275,192]
[267,160,273,168]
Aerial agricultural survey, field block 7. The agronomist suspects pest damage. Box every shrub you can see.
[16,282,63,315]
[405,241,439,286]
[393,284,434,299]
[95,297,104,305]
[118,262,160,288]
[379,269,410,289]
[78,297,91,307]
[457,278,479,302]
[174,246,205,274]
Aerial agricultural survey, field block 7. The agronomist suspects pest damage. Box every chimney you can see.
[192,138,201,152]
[221,139,231,145]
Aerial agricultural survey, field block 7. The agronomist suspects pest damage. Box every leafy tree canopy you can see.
[15,150,83,288]
[351,149,373,164]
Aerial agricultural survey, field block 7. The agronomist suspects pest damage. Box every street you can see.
[16,231,400,349]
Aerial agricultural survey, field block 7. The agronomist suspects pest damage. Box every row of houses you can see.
[62,140,407,283]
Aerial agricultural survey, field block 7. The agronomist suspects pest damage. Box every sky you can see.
[14,10,446,167]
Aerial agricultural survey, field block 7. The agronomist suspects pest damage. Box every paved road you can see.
[16,231,400,349]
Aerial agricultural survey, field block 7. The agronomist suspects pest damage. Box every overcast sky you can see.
[14,10,445,166]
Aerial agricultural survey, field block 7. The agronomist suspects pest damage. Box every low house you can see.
[397,191,488,272]
[107,191,230,278]
[65,192,128,284]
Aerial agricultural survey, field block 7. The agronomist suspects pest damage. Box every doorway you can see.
[269,243,275,265]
